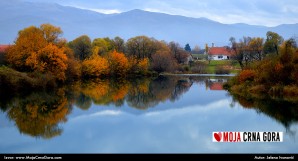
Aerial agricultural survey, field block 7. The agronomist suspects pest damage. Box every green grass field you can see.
[203,60,241,74]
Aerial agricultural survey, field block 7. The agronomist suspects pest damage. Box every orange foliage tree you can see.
[26,44,68,81]
[238,69,256,83]
[128,56,149,74]
[6,26,48,71]
[106,50,129,77]
[6,24,69,81]
[7,90,70,139]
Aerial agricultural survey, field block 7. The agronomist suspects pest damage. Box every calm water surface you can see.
[0,76,297,153]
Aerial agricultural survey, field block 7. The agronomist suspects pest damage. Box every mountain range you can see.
[1,0,297,47]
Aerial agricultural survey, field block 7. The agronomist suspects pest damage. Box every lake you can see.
[0,76,297,153]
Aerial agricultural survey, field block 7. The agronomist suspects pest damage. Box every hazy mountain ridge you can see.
[0,1,297,47]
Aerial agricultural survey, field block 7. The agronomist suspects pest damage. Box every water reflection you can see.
[0,89,71,139]
[1,76,298,141]
[229,93,298,134]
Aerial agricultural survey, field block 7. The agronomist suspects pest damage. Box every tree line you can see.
[2,23,192,84]
[225,36,298,98]
[229,31,296,69]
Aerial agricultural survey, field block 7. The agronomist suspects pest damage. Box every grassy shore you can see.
[199,60,241,74]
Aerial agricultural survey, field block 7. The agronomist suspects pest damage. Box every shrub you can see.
[215,66,230,74]
[81,55,109,77]
[238,69,255,83]
[191,62,206,74]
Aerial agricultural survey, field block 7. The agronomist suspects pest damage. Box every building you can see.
[206,78,227,91]
[0,45,10,64]
[0,45,10,53]
[208,47,232,60]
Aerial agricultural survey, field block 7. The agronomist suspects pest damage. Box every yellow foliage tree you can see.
[137,58,149,72]
[40,23,63,44]
[81,55,109,77]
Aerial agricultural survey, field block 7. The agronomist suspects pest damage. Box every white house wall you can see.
[209,55,229,60]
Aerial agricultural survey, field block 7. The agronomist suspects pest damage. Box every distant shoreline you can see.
[160,73,236,77]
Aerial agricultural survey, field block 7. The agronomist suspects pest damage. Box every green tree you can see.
[92,38,111,55]
[68,35,92,60]
[112,36,125,53]
[184,43,191,52]
[126,36,157,59]
[263,31,284,55]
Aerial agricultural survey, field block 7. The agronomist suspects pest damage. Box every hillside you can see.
[0,0,297,47]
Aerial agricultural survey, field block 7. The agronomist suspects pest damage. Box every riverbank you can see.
[161,73,236,77]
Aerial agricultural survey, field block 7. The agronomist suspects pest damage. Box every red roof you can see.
[208,47,232,56]
[210,82,223,90]
[0,45,10,53]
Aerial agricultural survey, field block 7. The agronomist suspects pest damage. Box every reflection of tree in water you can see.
[0,76,202,139]
[78,79,128,108]
[75,93,92,110]
[2,89,71,139]
[74,76,194,110]
[230,94,298,135]
[126,76,193,109]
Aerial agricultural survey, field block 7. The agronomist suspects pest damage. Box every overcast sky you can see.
[24,0,298,27]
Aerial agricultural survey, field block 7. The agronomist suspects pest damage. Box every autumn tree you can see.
[68,35,92,60]
[6,24,69,81]
[6,26,48,71]
[81,54,109,78]
[168,41,189,64]
[64,47,81,80]
[26,43,68,81]
[128,56,149,74]
[248,37,264,61]
[151,42,177,73]
[40,23,63,44]
[106,51,129,77]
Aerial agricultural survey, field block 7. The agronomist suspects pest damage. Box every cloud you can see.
[71,110,123,122]
[71,6,121,14]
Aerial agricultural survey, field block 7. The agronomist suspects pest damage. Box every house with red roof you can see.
[0,45,10,53]
[206,78,228,91]
[208,47,232,60]
[0,45,10,64]
[209,82,224,90]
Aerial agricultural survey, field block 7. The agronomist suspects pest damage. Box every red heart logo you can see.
[214,132,222,142]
